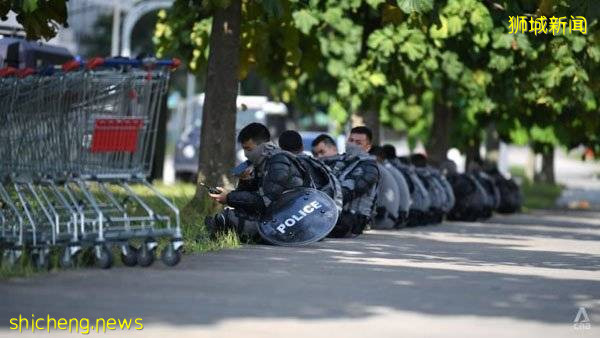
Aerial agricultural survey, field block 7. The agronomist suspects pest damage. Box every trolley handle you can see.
[61,57,181,72]
[0,67,18,77]
[16,68,36,78]
[87,57,181,70]
[0,67,36,78]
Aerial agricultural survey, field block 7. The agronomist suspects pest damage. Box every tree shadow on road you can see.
[1,211,599,328]
[489,211,600,231]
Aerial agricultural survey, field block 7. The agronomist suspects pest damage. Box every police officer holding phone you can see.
[204,123,311,241]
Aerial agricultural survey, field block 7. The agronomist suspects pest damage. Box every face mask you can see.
[244,147,263,165]
[345,142,364,157]
[244,142,275,165]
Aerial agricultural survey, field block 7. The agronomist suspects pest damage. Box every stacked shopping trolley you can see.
[0,57,183,269]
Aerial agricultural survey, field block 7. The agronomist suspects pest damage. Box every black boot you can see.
[204,213,226,240]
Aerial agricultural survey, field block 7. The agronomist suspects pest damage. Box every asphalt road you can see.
[1,210,599,338]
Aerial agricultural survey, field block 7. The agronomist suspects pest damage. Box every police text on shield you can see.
[276,201,323,234]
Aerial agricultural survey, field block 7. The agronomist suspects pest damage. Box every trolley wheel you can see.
[137,243,155,267]
[95,244,113,269]
[160,243,181,267]
[60,248,75,269]
[2,249,19,267]
[32,250,50,270]
[0,250,6,268]
[120,244,138,267]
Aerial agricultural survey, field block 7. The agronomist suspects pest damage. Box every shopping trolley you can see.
[0,57,183,269]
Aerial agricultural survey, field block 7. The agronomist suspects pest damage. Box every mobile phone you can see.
[200,182,222,194]
[231,160,251,176]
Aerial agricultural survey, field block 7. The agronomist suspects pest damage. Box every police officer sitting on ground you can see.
[370,145,411,228]
[311,127,379,238]
[278,130,343,211]
[410,153,447,224]
[205,123,311,241]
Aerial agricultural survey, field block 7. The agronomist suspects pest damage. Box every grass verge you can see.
[509,166,564,211]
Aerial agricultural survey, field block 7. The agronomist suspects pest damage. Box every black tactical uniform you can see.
[207,147,310,240]
[446,172,491,221]
[486,167,522,214]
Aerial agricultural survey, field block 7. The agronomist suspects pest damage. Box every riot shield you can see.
[385,162,411,213]
[373,164,401,229]
[258,188,339,246]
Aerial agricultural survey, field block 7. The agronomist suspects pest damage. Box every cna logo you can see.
[573,307,591,330]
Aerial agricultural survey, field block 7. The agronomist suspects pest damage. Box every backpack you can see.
[447,173,490,221]
[393,163,431,212]
[297,155,343,213]
[415,167,445,211]
[486,170,522,213]
[473,171,501,210]
[431,170,455,213]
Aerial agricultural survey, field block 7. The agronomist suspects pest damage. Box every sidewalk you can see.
[1,210,599,337]
[554,150,600,210]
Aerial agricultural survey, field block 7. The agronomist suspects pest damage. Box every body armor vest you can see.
[328,154,379,218]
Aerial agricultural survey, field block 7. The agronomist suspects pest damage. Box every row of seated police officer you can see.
[204,123,380,241]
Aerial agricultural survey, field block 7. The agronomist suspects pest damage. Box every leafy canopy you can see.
[156,0,600,152]
[0,0,68,40]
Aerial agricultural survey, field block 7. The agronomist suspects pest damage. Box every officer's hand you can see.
[209,187,229,204]
[239,167,254,181]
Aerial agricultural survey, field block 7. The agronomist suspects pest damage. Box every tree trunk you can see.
[485,122,500,166]
[525,148,536,181]
[194,0,241,197]
[362,109,380,145]
[536,148,555,184]
[465,136,482,170]
[149,94,168,182]
[426,103,453,165]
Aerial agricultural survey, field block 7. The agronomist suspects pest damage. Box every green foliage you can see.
[156,0,600,153]
[293,9,319,34]
[397,0,433,14]
[155,0,321,103]
[0,0,68,40]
